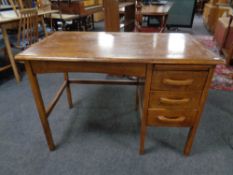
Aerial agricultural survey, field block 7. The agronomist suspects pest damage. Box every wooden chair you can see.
[17,8,39,49]
[51,0,102,31]
[135,5,164,33]
[0,44,11,73]
[8,0,36,13]
[220,14,233,65]
[38,0,81,31]
[8,0,19,15]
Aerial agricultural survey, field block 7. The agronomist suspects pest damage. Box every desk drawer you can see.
[151,71,208,91]
[147,108,197,127]
[149,91,201,109]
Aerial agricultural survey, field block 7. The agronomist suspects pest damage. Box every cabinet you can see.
[103,0,135,32]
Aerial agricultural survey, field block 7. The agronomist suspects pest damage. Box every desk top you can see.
[0,9,58,24]
[15,32,223,65]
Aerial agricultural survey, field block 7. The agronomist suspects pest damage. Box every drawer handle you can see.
[160,97,190,105]
[163,79,194,86]
[158,116,186,122]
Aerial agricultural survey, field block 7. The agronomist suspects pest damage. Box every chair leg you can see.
[1,26,21,82]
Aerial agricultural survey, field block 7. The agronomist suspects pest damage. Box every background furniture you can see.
[50,0,102,31]
[17,8,39,48]
[37,0,81,31]
[214,14,233,64]
[165,0,196,28]
[0,0,14,11]
[15,32,223,155]
[0,40,11,73]
[136,2,173,32]
[0,7,57,82]
[203,0,231,33]
[104,0,135,32]
[196,0,209,13]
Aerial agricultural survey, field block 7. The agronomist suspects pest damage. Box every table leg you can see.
[184,126,197,156]
[139,119,147,154]
[139,65,153,155]
[64,73,73,108]
[184,67,215,155]
[25,62,55,150]
[1,26,21,82]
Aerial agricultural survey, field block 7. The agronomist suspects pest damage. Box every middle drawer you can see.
[149,91,202,109]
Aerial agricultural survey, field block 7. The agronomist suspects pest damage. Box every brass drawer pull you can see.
[160,97,190,105]
[163,78,193,86]
[158,116,186,122]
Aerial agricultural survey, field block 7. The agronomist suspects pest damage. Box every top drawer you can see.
[151,70,208,91]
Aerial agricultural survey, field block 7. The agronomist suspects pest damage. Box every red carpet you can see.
[196,35,233,91]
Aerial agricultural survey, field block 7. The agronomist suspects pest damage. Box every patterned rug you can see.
[196,35,233,91]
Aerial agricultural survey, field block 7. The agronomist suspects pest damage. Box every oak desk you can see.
[0,9,58,82]
[15,32,223,155]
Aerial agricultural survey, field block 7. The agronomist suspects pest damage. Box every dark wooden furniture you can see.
[203,0,231,33]
[50,0,103,30]
[135,2,173,32]
[214,11,233,64]
[15,32,223,155]
[104,0,135,32]
[196,0,209,13]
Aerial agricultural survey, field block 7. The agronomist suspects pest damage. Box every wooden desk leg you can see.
[184,126,197,156]
[64,73,73,108]
[1,26,21,83]
[25,62,55,150]
[184,67,215,156]
[139,65,153,155]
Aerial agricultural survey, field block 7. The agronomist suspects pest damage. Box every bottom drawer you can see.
[147,108,197,127]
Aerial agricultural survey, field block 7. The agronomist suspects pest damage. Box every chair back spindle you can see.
[17,8,39,48]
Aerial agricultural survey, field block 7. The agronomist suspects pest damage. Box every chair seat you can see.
[136,26,162,33]
[84,5,102,15]
[50,13,80,21]
[219,17,233,28]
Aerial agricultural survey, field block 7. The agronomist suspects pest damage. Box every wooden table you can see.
[15,32,223,155]
[0,9,58,82]
[120,2,173,29]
